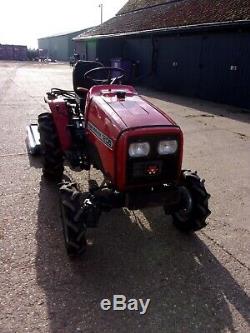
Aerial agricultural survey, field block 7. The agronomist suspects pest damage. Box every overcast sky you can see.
[0,0,128,48]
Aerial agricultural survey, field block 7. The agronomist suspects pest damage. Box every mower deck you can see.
[25,123,41,155]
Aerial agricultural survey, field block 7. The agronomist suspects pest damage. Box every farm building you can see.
[74,0,250,109]
[38,28,92,61]
[0,44,27,61]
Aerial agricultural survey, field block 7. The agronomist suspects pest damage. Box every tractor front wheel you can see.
[38,112,64,181]
[59,182,87,257]
[170,170,211,233]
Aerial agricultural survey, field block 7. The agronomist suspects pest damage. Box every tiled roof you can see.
[75,0,250,40]
[117,0,181,15]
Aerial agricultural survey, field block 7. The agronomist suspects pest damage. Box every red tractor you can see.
[27,61,211,256]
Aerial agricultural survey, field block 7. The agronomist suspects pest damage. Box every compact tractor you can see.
[26,61,211,256]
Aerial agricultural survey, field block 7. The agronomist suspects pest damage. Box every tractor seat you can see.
[73,61,104,110]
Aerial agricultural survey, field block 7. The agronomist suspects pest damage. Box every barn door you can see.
[156,35,202,96]
[199,32,250,108]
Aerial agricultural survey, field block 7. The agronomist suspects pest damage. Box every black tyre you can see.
[171,170,211,233]
[59,182,87,257]
[38,113,64,181]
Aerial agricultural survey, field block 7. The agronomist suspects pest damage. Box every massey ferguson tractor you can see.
[26,61,211,256]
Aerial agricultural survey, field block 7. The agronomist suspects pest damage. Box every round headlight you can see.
[129,142,150,157]
[158,140,178,155]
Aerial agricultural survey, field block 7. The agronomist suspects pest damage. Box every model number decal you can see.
[88,122,113,149]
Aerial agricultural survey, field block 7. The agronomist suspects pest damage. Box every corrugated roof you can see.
[38,27,94,40]
[75,0,250,40]
[0,44,27,48]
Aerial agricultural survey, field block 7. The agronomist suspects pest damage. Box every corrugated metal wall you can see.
[0,45,27,61]
[97,38,123,65]
[156,35,202,96]
[75,41,87,60]
[197,32,250,108]
[82,28,250,109]
[123,37,153,79]
[114,29,250,109]
[39,35,69,61]
[38,31,87,61]
[155,31,250,109]
[86,41,97,61]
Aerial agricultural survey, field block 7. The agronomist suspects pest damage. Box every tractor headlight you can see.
[129,142,150,157]
[158,140,178,155]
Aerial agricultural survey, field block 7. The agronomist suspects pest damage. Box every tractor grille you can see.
[126,135,180,186]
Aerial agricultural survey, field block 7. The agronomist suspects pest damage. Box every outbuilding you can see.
[0,44,27,61]
[74,0,250,109]
[38,28,92,62]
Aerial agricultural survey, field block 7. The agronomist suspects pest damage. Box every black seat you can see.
[73,61,103,111]
[73,60,103,92]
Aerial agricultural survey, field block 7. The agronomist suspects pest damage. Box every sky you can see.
[0,0,128,48]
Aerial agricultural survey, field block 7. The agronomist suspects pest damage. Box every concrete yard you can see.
[0,61,249,333]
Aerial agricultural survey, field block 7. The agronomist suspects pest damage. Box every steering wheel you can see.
[84,67,125,85]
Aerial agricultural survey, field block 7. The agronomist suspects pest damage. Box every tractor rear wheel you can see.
[59,182,87,257]
[38,112,64,181]
[170,170,211,233]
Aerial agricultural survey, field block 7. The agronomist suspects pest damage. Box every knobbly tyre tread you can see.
[172,170,211,233]
[38,112,64,181]
[59,181,87,257]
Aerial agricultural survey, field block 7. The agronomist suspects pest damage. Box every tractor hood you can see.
[88,85,177,131]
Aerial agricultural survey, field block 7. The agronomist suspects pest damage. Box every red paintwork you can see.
[48,100,72,151]
[86,85,177,130]
[85,85,183,191]
[47,84,183,191]
[116,127,183,191]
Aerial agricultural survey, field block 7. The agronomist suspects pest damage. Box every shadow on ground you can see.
[138,87,250,124]
[36,177,250,333]
[28,154,42,169]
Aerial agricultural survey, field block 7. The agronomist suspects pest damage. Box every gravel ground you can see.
[0,61,249,333]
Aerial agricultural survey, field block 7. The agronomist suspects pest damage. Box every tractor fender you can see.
[48,100,72,151]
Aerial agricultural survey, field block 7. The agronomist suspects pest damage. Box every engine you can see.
[85,85,183,191]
